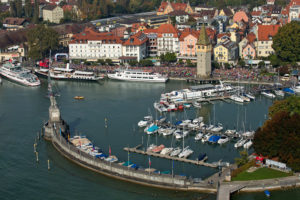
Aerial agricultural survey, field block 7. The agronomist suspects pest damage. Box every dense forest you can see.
[253,97,300,171]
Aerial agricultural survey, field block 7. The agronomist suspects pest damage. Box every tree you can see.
[27,24,59,60]
[128,60,138,66]
[278,65,289,76]
[237,59,245,68]
[258,61,265,68]
[16,0,23,18]
[10,0,17,17]
[235,150,249,167]
[212,61,220,69]
[272,21,300,63]
[105,58,113,66]
[164,52,177,63]
[33,0,39,24]
[139,59,153,67]
[269,54,281,68]
[160,53,165,63]
[97,59,106,65]
[24,0,33,18]
[254,96,300,171]
[224,63,230,69]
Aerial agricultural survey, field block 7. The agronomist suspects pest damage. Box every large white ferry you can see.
[0,62,41,87]
[107,68,168,83]
[35,63,104,81]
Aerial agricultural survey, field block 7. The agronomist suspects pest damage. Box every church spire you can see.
[197,23,210,46]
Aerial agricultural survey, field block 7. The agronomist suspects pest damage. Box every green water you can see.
[0,79,299,199]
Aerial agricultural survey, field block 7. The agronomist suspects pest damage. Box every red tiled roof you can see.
[69,27,123,44]
[251,11,262,16]
[217,33,231,39]
[123,31,148,46]
[3,17,27,26]
[179,28,215,41]
[156,24,179,37]
[282,0,300,15]
[158,1,187,12]
[257,24,280,41]
[233,11,249,23]
[246,32,256,43]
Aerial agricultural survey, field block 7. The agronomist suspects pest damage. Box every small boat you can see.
[242,131,255,137]
[225,129,236,135]
[146,124,159,135]
[274,89,284,97]
[192,116,203,124]
[74,96,84,100]
[243,139,253,149]
[105,155,118,163]
[157,116,167,123]
[179,119,192,127]
[154,102,167,113]
[174,129,189,139]
[264,190,270,197]
[261,91,275,98]
[244,93,255,100]
[178,146,193,158]
[195,131,204,141]
[192,101,201,108]
[234,138,246,148]
[162,127,175,136]
[283,87,295,95]
[211,123,223,132]
[230,94,244,103]
[183,103,191,108]
[206,124,214,131]
[160,147,173,155]
[208,135,221,143]
[152,144,165,153]
[147,144,157,152]
[170,147,182,157]
[197,153,207,161]
[138,116,153,127]
[292,82,300,94]
[167,104,178,112]
[218,136,229,144]
[201,133,212,143]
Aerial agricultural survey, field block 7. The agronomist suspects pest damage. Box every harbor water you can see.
[0,78,299,199]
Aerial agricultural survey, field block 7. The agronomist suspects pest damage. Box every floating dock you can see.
[123,145,217,168]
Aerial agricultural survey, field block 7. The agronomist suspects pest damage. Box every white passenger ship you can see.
[107,68,168,83]
[35,63,103,81]
[0,62,41,87]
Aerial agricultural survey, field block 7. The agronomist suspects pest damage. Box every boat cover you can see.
[147,125,159,132]
[208,135,221,143]
[283,88,295,94]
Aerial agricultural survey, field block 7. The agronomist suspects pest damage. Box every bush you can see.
[231,160,256,178]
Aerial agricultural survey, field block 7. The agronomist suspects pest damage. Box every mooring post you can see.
[105,118,108,128]
[48,159,50,170]
[36,152,39,162]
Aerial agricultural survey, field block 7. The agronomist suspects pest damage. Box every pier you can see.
[216,184,245,200]
[123,145,217,168]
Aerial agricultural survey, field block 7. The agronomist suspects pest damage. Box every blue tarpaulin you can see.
[174,121,182,125]
[283,88,295,94]
[147,125,159,132]
[208,135,221,143]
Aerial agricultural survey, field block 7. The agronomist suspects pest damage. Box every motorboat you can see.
[197,153,207,161]
[174,129,189,139]
[244,93,255,100]
[240,95,251,102]
[274,90,285,97]
[206,124,214,131]
[107,68,168,83]
[192,116,203,124]
[157,116,167,123]
[201,133,212,143]
[243,140,253,149]
[192,101,202,108]
[154,102,167,113]
[170,147,182,157]
[74,96,84,100]
[178,146,193,158]
[211,123,223,132]
[147,144,157,152]
[208,135,221,143]
[179,120,192,127]
[234,138,246,148]
[152,144,165,153]
[0,62,41,87]
[195,132,204,141]
[138,116,153,127]
[167,104,177,112]
[158,127,175,136]
[261,91,275,98]
[225,129,236,135]
[292,82,300,94]
[183,103,191,108]
[160,147,173,155]
[218,136,229,144]
[146,124,159,135]
[105,155,118,163]
[230,94,244,103]
[242,131,255,137]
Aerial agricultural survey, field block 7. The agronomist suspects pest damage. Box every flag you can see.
[148,156,151,167]
[109,145,111,156]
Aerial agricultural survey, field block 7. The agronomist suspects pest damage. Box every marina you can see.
[1,78,299,200]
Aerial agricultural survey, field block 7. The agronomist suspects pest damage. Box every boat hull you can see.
[0,72,40,87]
[107,74,168,83]
[35,70,103,82]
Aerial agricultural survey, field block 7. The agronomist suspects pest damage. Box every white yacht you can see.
[178,146,193,158]
[0,62,40,87]
[234,138,246,148]
[138,116,153,127]
[160,147,173,155]
[107,68,168,83]
[274,90,285,97]
[170,147,182,157]
[218,136,229,144]
[211,123,223,132]
[292,82,300,94]
[195,132,204,141]
[230,94,244,103]
[243,140,253,149]
[154,102,167,112]
[35,63,103,81]
[261,91,275,98]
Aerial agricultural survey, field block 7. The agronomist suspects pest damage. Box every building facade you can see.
[43,5,64,24]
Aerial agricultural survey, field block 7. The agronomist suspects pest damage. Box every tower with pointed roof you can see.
[196,24,212,77]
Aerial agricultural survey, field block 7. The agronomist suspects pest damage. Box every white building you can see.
[156,24,180,56]
[69,28,123,62]
[122,32,148,62]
